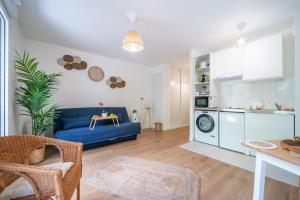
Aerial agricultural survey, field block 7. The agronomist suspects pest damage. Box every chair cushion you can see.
[62,116,91,130]
[0,162,73,200]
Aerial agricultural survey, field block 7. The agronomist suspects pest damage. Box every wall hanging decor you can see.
[57,55,87,70]
[106,76,126,89]
[88,66,105,82]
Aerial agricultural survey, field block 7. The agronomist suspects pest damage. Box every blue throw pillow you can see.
[62,116,91,130]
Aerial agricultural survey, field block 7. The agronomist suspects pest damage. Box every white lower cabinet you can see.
[219,112,245,153]
[245,113,295,155]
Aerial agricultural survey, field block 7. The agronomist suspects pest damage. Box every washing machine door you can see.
[196,114,215,133]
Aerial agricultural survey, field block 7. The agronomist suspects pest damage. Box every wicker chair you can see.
[0,135,83,200]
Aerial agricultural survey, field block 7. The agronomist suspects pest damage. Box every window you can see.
[0,6,8,136]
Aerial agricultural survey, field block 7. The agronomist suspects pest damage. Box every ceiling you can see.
[17,0,299,67]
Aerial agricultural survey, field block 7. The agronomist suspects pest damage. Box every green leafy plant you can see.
[15,51,62,136]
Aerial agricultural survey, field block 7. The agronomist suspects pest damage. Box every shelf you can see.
[195,82,210,85]
[195,67,210,71]
[195,95,210,97]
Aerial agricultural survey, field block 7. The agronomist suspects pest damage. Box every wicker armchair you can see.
[0,135,83,200]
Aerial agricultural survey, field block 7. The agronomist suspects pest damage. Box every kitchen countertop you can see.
[194,107,219,111]
[194,107,295,115]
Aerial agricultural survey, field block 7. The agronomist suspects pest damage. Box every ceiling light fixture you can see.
[122,12,144,53]
[236,22,247,47]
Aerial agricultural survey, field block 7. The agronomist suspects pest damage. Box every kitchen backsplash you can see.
[217,78,294,109]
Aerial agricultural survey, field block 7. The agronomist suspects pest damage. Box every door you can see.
[219,112,245,153]
[152,73,163,124]
[196,113,215,133]
[170,68,181,126]
[194,111,218,146]
[0,7,7,136]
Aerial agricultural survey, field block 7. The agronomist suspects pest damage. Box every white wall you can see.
[295,9,300,136]
[1,0,27,135]
[8,18,25,135]
[24,39,152,130]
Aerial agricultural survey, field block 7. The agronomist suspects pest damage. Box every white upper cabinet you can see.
[213,46,242,80]
[243,33,283,81]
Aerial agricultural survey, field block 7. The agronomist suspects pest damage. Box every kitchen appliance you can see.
[195,96,209,108]
[194,110,218,146]
[219,112,245,153]
[195,96,217,108]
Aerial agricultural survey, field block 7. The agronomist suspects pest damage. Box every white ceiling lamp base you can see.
[122,12,144,53]
[236,22,247,47]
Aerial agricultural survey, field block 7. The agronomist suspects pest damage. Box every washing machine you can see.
[194,110,219,146]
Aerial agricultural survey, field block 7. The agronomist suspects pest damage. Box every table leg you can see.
[253,152,266,200]
[298,177,300,200]
[89,119,94,130]
[92,120,96,130]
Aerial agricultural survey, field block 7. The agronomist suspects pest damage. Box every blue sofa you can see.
[54,107,141,149]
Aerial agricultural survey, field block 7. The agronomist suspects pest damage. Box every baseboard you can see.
[163,123,189,131]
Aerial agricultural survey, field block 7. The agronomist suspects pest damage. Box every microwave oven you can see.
[195,96,217,108]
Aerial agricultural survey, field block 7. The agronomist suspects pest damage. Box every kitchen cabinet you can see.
[213,47,242,79]
[243,33,283,81]
[219,112,245,153]
[245,113,294,155]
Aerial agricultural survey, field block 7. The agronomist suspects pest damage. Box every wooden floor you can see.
[63,127,299,200]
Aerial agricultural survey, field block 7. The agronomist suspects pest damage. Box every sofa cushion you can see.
[62,116,91,130]
[55,122,141,145]
[0,162,73,200]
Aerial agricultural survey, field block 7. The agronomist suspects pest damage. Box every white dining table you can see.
[243,141,300,200]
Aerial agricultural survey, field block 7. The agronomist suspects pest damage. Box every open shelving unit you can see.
[194,54,211,96]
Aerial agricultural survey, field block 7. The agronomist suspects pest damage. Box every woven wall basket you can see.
[88,66,105,82]
[29,146,45,164]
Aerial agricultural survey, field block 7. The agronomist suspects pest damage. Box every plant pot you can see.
[29,146,45,164]
[102,112,108,118]
[131,113,139,122]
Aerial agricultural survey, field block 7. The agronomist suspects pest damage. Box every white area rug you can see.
[85,156,200,200]
[180,141,299,187]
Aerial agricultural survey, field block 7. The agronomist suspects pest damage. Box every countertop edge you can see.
[194,108,295,115]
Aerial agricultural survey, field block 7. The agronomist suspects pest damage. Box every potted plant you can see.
[98,102,108,117]
[15,51,62,164]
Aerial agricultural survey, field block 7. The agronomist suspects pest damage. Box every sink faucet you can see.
[275,103,281,111]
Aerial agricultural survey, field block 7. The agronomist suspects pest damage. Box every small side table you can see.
[89,115,119,130]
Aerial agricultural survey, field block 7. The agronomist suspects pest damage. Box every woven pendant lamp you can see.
[122,11,144,52]
[122,30,144,52]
